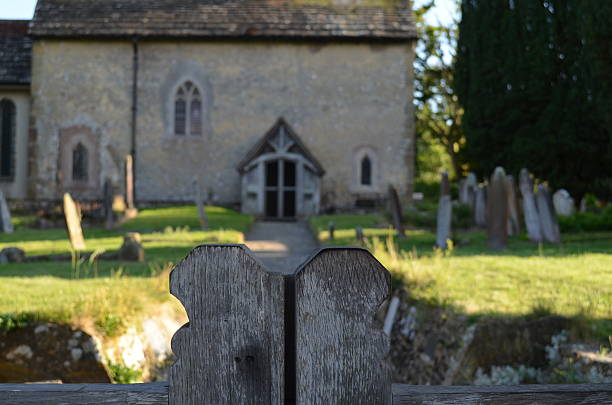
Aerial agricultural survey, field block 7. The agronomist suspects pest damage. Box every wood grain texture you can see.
[392,383,612,404]
[294,247,391,404]
[0,383,168,404]
[169,244,284,405]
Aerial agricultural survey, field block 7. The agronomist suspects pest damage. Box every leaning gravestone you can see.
[552,189,575,217]
[436,171,452,249]
[505,175,521,236]
[0,190,13,233]
[474,184,487,228]
[63,193,86,251]
[536,184,561,243]
[388,185,405,238]
[519,169,542,242]
[486,167,508,250]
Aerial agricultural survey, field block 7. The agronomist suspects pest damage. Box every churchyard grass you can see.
[309,214,612,338]
[0,206,253,336]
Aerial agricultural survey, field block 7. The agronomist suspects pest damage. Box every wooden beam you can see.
[392,383,612,405]
[0,383,168,404]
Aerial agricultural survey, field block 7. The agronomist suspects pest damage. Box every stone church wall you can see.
[30,39,415,209]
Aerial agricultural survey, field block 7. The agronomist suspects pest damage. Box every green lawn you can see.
[309,214,612,339]
[0,206,253,335]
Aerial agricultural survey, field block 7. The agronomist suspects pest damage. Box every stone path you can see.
[244,221,319,274]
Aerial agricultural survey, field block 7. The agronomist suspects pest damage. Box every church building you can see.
[0,0,417,218]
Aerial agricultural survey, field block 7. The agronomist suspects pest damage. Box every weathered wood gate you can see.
[2,245,611,404]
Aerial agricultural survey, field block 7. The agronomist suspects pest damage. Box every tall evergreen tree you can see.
[455,0,612,199]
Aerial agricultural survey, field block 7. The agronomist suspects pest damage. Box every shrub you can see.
[558,207,612,232]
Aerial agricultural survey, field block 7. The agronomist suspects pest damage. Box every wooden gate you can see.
[2,245,611,404]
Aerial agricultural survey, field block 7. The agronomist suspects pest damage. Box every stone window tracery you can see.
[174,81,202,135]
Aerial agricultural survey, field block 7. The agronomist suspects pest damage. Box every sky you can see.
[1,0,459,22]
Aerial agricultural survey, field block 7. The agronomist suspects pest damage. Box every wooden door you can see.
[265,159,296,219]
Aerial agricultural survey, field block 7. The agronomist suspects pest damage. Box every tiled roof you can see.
[29,0,417,40]
[0,21,32,85]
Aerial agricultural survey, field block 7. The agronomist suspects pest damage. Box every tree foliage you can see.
[414,0,465,181]
[455,0,612,199]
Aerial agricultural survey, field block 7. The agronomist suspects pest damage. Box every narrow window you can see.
[72,142,88,182]
[361,156,372,186]
[174,88,186,135]
[174,81,203,136]
[0,99,16,179]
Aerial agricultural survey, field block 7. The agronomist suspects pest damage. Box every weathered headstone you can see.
[118,232,145,262]
[124,154,137,219]
[355,225,365,245]
[459,172,477,210]
[0,190,13,233]
[474,184,487,228]
[436,171,452,249]
[103,179,114,229]
[0,247,25,263]
[193,177,208,229]
[388,184,405,238]
[486,167,508,250]
[505,175,521,236]
[552,189,575,216]
[63,193,86,251]
[519,168,542,242]
[536,183,561,243]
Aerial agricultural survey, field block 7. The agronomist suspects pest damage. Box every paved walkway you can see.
[244,221,319,274]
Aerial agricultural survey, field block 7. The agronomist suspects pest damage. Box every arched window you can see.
[174,81,202,135]
[72,142,88,182]
[0,99,16,180]
[360,156,372,186]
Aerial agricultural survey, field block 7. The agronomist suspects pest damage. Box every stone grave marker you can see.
[552,189,575,216]
[328,221,335,241]
[536,183,561,243]
[474,184,487,227]
[436,171,452,249]
[355,226,365,245]
[486,167,508,250]
[193,177,208,229]
[118,232,145,262]
[505,175,521,236]
[519,169,542,242]
[459,172,477,210]
[63,193,86,251]
[0,190,13,233]
[388,184,405,238]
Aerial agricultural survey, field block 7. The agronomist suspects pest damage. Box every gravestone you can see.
[124,154,137,219]
[519,169,542,242]
[474,184,487,228]
[63,193,86,251]
[459,172,477,210]
[0,190,13,233]
[505,175,521,236]
[388,185,405,238]
[436,171,452,249]
[536,184,561,243]
[103,179,114,229]
[193,177,208,229]
[355,226,365,245]
[552,189,575,216]
[118,232,145,262]
[486,167,508,250]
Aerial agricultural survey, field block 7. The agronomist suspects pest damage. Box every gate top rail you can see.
[1,245,611,404]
